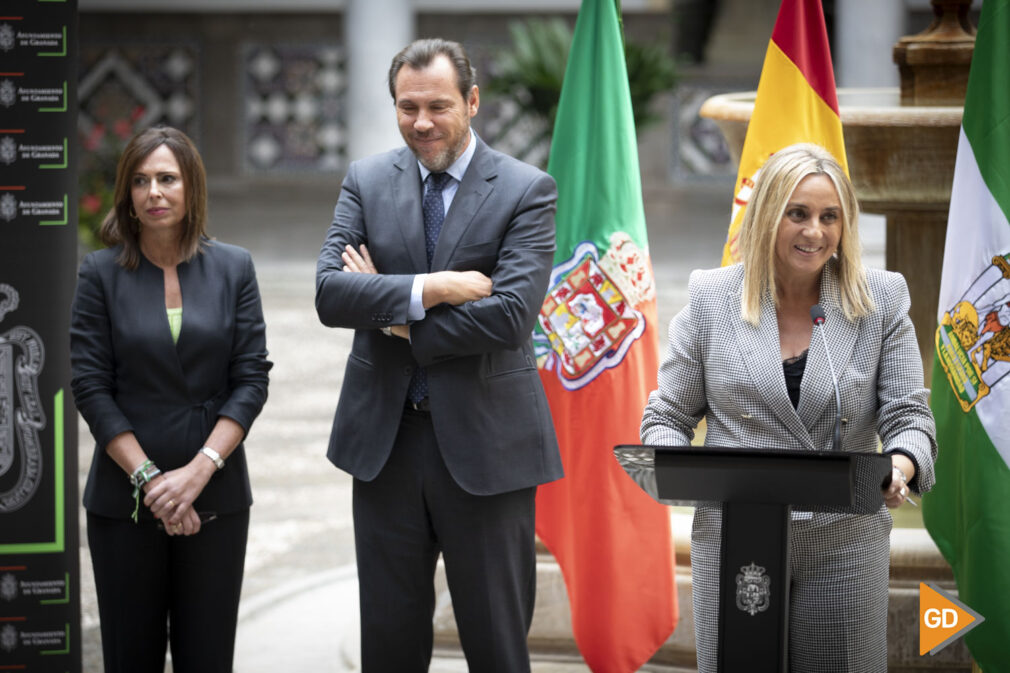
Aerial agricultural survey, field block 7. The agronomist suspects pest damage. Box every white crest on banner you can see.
[0,283,45,513]
[534,235,649,390]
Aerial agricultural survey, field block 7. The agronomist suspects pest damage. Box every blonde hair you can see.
[99,126,208,270]
[738,143,872,325]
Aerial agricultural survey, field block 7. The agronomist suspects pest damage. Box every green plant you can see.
[485,17,677,166]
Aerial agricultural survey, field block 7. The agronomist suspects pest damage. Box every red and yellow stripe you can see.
[721,0,848,266]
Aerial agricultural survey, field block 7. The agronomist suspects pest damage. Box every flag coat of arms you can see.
[924,1,1010,670]
[533,0,677,670]
[721,0,848,265]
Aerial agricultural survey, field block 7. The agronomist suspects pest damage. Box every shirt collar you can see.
[418,128,477,185]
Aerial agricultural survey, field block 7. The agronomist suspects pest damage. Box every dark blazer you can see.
[71,240,271,518]
[316,137,563,496]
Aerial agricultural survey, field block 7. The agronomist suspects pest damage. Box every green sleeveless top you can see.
[167,307,182,344]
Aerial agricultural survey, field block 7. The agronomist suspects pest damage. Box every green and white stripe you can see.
[924,2,1010,670]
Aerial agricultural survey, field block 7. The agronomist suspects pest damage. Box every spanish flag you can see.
[721,0,848,265]
[534,0,677,670]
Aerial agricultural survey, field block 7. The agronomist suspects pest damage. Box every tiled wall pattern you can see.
[79,43,200,145]
[241,43,346,173]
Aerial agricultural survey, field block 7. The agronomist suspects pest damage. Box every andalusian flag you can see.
[533,0,677,669]
[721,0,847,265]
[924,1,1010,669]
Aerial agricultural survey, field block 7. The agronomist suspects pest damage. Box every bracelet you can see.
[128,460,162,523]
[892,465,908,484]
[199,446,225,470]
[129,460,161,488]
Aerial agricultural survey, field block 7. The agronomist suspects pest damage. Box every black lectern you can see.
[613,446,891,673]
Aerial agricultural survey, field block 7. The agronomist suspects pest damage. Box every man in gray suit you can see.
[315,38,563,672]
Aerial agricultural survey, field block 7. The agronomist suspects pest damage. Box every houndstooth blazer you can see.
[641,259,936,491]
[641,259,937,672]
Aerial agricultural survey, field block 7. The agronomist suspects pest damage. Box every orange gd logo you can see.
[919,582,985,655]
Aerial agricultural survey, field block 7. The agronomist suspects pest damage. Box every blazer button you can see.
[403,366,413,376]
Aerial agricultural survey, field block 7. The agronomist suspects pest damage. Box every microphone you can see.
[810,304,842,452]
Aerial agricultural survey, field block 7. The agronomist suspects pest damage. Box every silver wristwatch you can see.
[200,446,225,470]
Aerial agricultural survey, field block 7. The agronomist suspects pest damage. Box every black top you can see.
[783,350,808,410]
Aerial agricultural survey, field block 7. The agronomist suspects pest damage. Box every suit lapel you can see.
[733,288,814,446]
[432,138,495,270]
[390,150,428,273]
[797,261,859,441]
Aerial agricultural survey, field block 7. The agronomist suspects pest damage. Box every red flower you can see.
[80,193,102,215]
[83,123,106,151]
[113,119,132,140]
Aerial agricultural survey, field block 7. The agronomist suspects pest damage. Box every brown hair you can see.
[738,143,872,325]
[99,126,208,270]
[388,38,477,101]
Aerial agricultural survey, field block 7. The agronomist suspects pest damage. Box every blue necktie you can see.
[408,172,450,404]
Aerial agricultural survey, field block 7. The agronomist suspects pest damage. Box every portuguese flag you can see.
[533,0,677,670]
[924,1,1010,669]
[721,0,848,265]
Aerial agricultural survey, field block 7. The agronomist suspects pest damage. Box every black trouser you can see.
[87,509,249,673]
[353,407,537,672]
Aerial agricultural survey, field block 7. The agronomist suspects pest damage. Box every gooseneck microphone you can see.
[810,304,842,452]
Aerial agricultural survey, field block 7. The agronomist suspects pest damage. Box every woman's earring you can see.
[129,206,138,220]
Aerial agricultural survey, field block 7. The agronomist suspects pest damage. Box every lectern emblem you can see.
[736,562,771,616]
[0,283,45,513]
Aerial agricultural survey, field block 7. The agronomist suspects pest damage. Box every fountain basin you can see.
[699,87,962,212]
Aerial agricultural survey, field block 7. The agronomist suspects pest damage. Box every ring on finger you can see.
[167,499,175,508]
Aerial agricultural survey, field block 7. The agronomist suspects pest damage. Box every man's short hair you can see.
[388,38,477,101]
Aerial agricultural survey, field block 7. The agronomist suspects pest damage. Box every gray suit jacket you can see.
[640,260,937,672]
[71,241,272,518]
[641,259,936,485]
[316,137,563,495]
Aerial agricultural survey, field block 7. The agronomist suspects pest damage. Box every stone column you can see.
[836,0,902,87]
[344,0,414,161]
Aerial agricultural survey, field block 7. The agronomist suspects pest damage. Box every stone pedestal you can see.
[885,0,976,383]
[894,0,976,107]
[884,210,949,381]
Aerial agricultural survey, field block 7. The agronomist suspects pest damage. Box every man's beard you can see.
[411,124,470,172]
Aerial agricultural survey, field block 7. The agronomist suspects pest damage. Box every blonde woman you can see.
[641,143,936,671]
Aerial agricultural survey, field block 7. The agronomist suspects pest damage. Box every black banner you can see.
[0,1,80,671]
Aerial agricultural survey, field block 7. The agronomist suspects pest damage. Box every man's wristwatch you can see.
[380,327,394,337]
[200,446,225,470]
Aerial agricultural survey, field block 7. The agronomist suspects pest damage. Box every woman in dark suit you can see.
[71,126,271,673]
[641,143,936,672]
